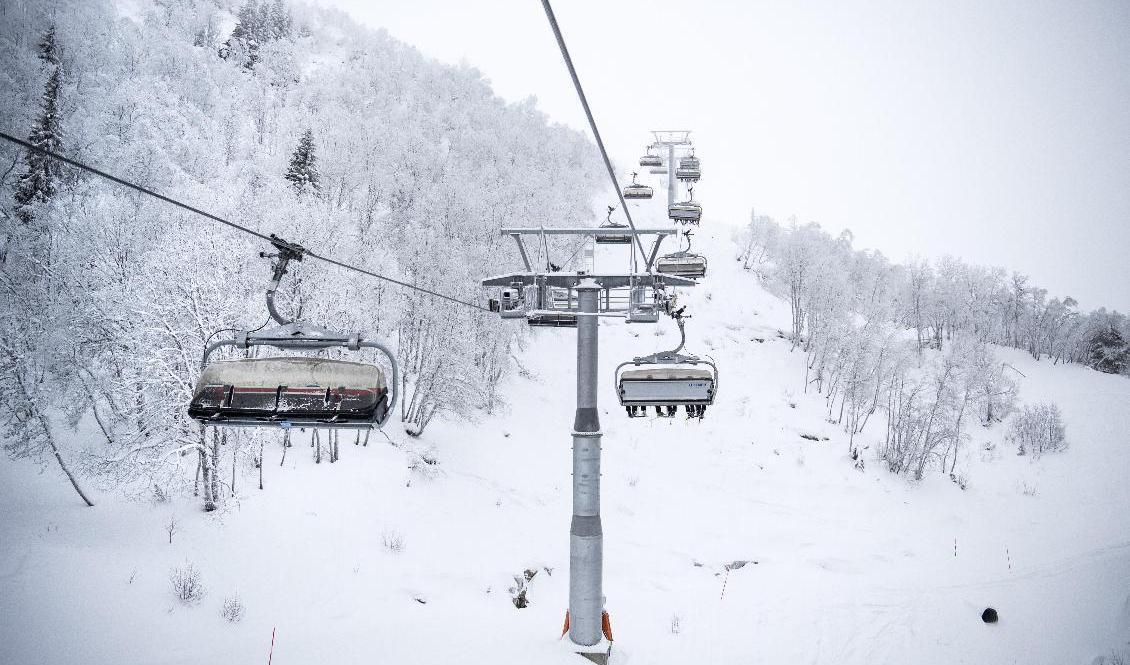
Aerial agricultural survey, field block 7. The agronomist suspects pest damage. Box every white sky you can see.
[315,0,1130,311]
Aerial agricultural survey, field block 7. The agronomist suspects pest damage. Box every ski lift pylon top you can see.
[188,236,398,430]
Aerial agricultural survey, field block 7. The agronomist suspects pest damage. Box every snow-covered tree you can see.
[38,24,58,65]
[13,66,62,224]
[0,0,602,506]
[284,129,319,194]
[1086,325,1128,374]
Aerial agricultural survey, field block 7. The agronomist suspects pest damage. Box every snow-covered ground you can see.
[1,229,1128,664]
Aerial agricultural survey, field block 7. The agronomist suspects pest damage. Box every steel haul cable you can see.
[538,0,650,263]
[0,130,491,313]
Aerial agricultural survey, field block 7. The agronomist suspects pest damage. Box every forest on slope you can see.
[2,0,1127,511]
[0,0,602,504]
[735,215,1129,482]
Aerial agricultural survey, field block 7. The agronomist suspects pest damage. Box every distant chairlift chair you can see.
[656,231,707,279]
[675,154,701,182]
[596,205,632,245]
[669,185,702,224]
[622,171,654,200]
[639,146,663,168]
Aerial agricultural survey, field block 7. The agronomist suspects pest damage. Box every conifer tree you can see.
[284,129,320,194]
[268,0,292,40]
[13,66,63,223]
[1087,326,1128,374]
[38,24,58,65]
[219,0,291,68]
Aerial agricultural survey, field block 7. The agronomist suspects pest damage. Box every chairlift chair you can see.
[656,231,707,278]
[615,315,717,418]
[189,237,398,430]
[676,155,701,182]
[668,201,702,224]
[596,222,632,245]
[656,254,707,278]
[595,205,632,245]
[639,147,663,168]
[622,172,654,200]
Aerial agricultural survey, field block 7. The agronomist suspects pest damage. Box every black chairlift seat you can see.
[669,201,702,223]
[656,253,707,278]
[639,154,663,168]
[189,357,390,428]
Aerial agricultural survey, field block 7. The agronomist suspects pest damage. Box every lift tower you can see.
[649,130,694,208]
[484,227,695,662]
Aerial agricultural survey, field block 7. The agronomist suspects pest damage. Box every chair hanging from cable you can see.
[615,310,717,419]
[188,237,398,430]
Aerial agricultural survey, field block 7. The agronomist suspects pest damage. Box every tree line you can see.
[737,213,1125,479]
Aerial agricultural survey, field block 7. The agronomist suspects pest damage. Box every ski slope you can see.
[1,229,1128,664]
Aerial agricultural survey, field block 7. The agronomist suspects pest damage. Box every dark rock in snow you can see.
[724,560,758,571]
[982,607,998,623]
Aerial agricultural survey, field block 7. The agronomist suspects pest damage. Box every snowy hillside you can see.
[2,228,1127,665]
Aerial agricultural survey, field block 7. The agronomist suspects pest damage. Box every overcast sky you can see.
[315,0,1129,311]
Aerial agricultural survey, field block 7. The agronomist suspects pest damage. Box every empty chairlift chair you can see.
[656,253,707,278]
[622,172,654,200]
[190,356,391,428]
[639,147,663,168]
[656,231,708,279]
[615,316,717,418]
[189,238,398,430]
[595,206,632,245]
[596,221,632,245]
